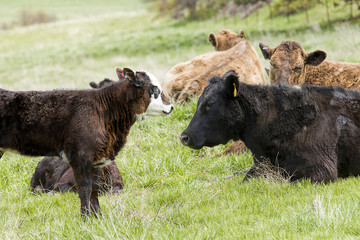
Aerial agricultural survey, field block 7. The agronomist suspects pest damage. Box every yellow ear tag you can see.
[233,83,237,97]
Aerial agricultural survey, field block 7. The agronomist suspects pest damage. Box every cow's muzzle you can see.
[163,105,174,115]
[180,132,190,146]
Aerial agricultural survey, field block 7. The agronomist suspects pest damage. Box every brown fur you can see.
[208,29,245,51]
[260,40,360,88]
[31,157,124,194]
[162,30,265,102]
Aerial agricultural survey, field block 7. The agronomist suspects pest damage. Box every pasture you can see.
[1,0,360,239]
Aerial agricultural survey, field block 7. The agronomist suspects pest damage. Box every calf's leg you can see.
[70,154,93,219]
[90,167,101,218]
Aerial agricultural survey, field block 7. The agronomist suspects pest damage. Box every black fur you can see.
[181,70,360,183]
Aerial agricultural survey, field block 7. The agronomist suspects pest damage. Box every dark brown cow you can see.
[259,40,360,87]
[31,78,124,195]
[181,70,360,183]
[31,157,124,194]
[0,67,173,218]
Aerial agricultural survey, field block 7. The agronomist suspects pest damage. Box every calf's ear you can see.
[223,70,239,98]
[123,67,144,88]
[209,33,217,49]
[306,50,327,66]
[116,68,126,80]
[259,42,272,60]
[122,68,136,81]
[89,82,99,89]
[238,30,245,39]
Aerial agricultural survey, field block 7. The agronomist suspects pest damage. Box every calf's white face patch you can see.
[137,72,173,121]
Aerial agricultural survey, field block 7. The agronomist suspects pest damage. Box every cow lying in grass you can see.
[31,78,124,195]
[162,29,265,102]
[0,67,173,218]
[181,70,360,183]
[31,157,124,194]
[259,40,360,87]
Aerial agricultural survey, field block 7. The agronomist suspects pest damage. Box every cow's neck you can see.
[305,61,337,85]
[236,84,287,153]
[95,83,138,159]
[97,83,137,123]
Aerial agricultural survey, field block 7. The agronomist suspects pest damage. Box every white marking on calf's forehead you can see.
[136,69,162,90]
[144,71,162,90]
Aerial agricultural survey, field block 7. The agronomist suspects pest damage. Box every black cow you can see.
[0,67,173,218]
[180,70,360,183]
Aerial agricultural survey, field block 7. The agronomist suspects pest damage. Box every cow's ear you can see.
[116,67,127,80]
[306,50,326,66]
[223,70,239,98]
[259,42,273,60]
[89,82,99,89]
[208,33,217,49]
[122,68,136,81]
[238,30,245,38]
[123,68,145,88]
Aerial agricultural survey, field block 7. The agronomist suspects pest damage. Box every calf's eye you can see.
[151,86,160,99]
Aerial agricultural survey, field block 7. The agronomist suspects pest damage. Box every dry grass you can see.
[1,9,57,31]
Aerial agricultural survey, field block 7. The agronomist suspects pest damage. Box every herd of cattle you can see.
[1,29,360,218]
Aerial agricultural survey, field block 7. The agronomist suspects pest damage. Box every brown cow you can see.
[31,78,125,195]
[162,29,266,102]
[0,67,173,218]
[259,40,360,87]
[208,29,245,51]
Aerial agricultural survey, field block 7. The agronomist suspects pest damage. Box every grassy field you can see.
[1,0,360,239]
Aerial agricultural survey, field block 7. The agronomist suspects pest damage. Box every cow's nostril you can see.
[163,105,174,114]
[180,133,190,146]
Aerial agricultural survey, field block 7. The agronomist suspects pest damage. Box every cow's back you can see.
[162,40,266,102]
[306,61,360,89]
[0,89,95,156]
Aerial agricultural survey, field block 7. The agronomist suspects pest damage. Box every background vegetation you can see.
[0,0,360,239]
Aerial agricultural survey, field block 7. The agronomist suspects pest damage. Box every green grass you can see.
[1,0,360,239]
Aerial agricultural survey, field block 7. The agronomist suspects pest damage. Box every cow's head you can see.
[116,68,173,121]
[208,29,245,51]
[259,41,327,85]
[180,70,242,149]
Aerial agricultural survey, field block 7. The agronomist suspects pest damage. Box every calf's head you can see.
[116,68,173,121]
[208,29,245,51]
[180,70,242,149]
[259,41,327,85]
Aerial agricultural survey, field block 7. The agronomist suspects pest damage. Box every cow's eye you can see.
[152,86,160,99]
[206,101,215,110]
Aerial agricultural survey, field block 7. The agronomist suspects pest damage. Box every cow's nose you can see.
[163,105,174,114]
[180,133,190,146]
